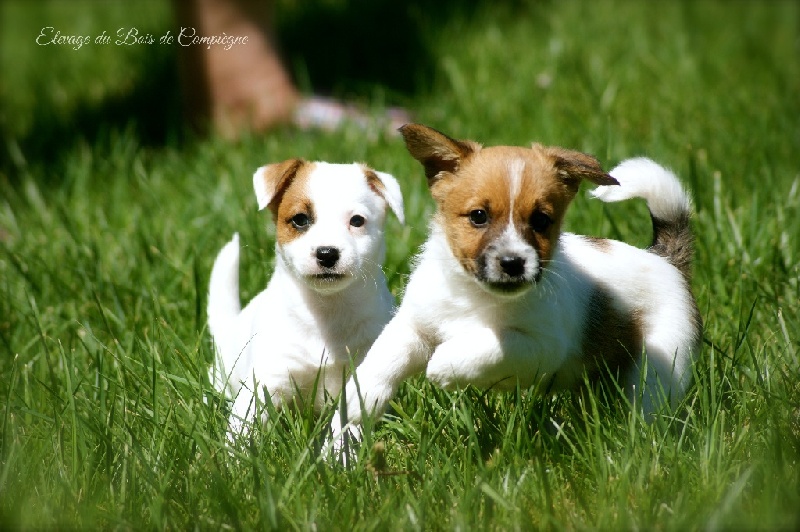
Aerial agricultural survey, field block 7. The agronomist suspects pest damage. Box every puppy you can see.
[331,124,701,446]
[208,160,404,434]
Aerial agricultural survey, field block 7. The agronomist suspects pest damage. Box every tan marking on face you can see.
[581,286,643,383]
[360,166,390,213]
[271,162,317,246]
[433,145,579,279]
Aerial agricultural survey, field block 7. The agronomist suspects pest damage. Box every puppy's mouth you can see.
[311,272,347,281]
[483,279,534,294]
[303,271,353,293]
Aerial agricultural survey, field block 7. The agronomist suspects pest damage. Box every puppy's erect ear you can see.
[541,145,619,190]
[399,123,481,185]
[253,158,306,211]
[362,166,405,224]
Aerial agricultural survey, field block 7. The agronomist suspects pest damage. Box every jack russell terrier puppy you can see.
[208,160,404,434]
[331,124,701,449]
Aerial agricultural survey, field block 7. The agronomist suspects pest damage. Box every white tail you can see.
[592,157,690,221]
[592,157,694,280]
[207,233,242,391]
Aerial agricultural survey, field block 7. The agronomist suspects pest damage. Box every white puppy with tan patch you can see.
[331,124,701,449]
[208,160,404,434]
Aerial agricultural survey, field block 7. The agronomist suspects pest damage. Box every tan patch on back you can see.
[580,285,643,382]
[271,162,317,246]
[433,145,579,275]
[582,236,613,253]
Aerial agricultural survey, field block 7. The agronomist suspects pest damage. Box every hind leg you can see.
[626,317,698,418]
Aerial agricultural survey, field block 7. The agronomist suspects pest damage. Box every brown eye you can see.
[290,213,311,230]
[529,211,552,233]
[469,209,488,227]
[350,214,365,227]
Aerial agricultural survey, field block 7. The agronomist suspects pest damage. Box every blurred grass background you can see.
[1,0,799,529]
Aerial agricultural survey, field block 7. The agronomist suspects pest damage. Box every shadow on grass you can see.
[1,44,183,181]
[1,0,500,184]
[277,0,481,97]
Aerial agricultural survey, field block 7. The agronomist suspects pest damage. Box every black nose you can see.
[316,247,340,268]
[499,256,525,277]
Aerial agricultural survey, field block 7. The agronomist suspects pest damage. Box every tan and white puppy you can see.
[331,124,701,447]
[208,160,404,434]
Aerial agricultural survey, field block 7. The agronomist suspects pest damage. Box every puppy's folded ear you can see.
[362,167,405,225]
[541,146,619,190]
[399,124,481,185]
[253,159,306,211]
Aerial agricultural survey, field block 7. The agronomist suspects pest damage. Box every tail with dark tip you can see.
[591,158,694,280]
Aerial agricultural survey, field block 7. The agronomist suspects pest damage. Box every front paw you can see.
[426,345,462,389]
[426,334,502,389]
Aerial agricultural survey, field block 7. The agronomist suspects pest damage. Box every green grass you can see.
[1,0,799,529]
